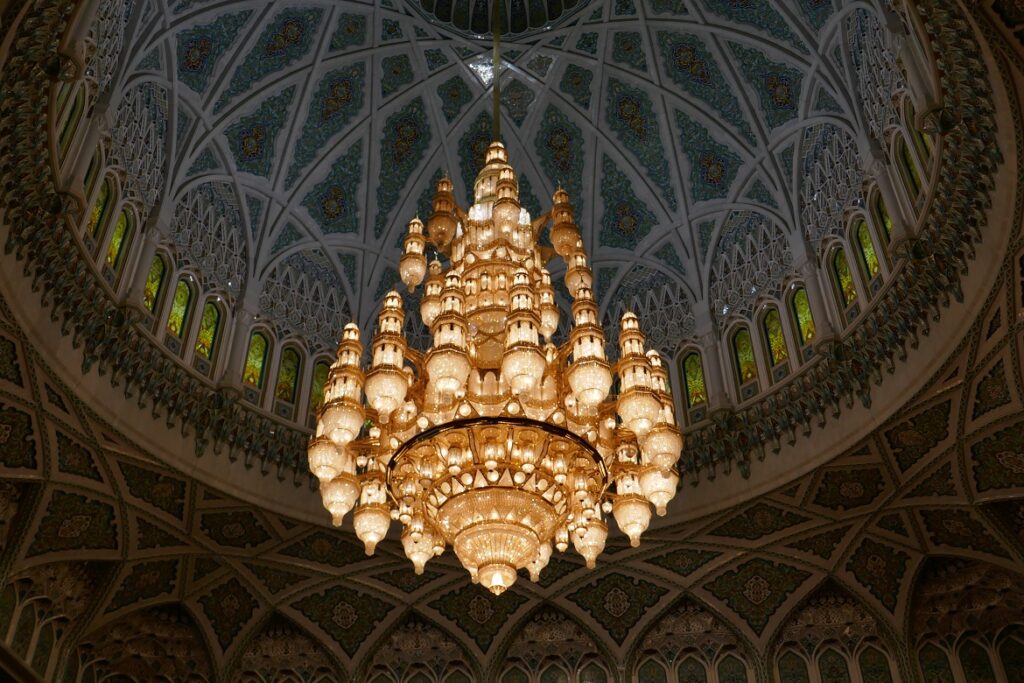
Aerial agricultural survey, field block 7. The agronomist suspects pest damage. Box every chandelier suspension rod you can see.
[492,0,502,141]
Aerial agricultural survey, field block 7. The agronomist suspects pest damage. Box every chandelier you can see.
[306,139,683,594]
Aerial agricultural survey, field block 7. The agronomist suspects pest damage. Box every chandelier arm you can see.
[383,416,609,480]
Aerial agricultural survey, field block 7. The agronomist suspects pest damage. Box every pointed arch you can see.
[230,612,348,683]
[358,610,480,683]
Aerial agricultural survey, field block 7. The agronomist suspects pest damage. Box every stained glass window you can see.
[678,657,707,683]
[275,347,302,403]
[166,279,192,338]
[194,302,221,360]
[778,652,810,683]
[637,660,667,683]
[732,327,758,384]
[856,221,881,279]
[791,288,815,346]
[87,180,112,236]
[105,209,131,270]
[683,352,707,408]
[309,361,330,417]
[858,647,893,683]
[142,256,165,313]
[832,248,858,308]
[59,90,84,155]
[918,645,954,683]
[762,308,789,366]
[959,641,996,683]
[819,649,851,683]
[243,332,269,388]
[716,655,747,683]
[899,139,922,198]
[873,195,893,240]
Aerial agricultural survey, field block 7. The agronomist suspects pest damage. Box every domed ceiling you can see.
[118,0,879,352]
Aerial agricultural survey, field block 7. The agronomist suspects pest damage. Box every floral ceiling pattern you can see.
[111,0,892,340]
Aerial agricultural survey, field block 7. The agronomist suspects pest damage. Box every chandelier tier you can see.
[308,141,682,594]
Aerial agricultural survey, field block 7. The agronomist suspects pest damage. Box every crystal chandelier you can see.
[307,141,682,594]
[307,8,681,596]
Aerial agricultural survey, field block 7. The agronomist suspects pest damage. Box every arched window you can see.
[716,655,747,683]
[678,656,707,682]
[275,347,302,404]
[165,278,193,338]
[578,662,608,683]
[832,248,858,309]
[243,332,270,388]
[84,150,101,196]
[790,287,816,347]
[761,307,789,367]
[308,360,331,424]
[906,99,934,165]
[918,644,954,682]
[999,634,1024,674]
[539,663,568,683]
[872,194,893,242]
[682,352,707,409]
[778,652,810,683]
[855,220,881,281]
[732,327,758,388]
[86,179,113,237]
[104,209,133,273]
[58,88,85,157]
[194,301,221,361]
[897,138,922,200]
[142,255,166,313]
[637,659,668,683]
[499,667,529,683]
[858,646,893,683]
[819,649,851,683]
[959,641,996,683]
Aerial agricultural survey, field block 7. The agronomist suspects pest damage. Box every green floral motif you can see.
[27,490,118,556]
[55,430,102,481]
[292,584,393,657]
[710,502,809,541]
[729,43,804,130]
[786,526,851,560]
[919,508,1011,558]
[567,573,668,644]
[329,13,366,51]
[905,462,957,498]
[278,530,365,567]
[107,560,179,612]
[438,75,472,123]
[373,566,443,593]
[200,510,273,548]
[136,517,185,550]
[245,563,309,594]
[846,538,909,613]
[373,97,431,238]
[884,400,951,472]
[198,577,259,651]
[812,468,885,511]
[119,461,187,520]
[704,559,810,636]
[645,548,721,577]
[559,64,593,109]
[0,337,22,386]
[381,54,413,97]
[972,359,1012,419]
[429,584,528,651]
[612,31,647,71]
[0,405,36,469]
[971,418,1024,491]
